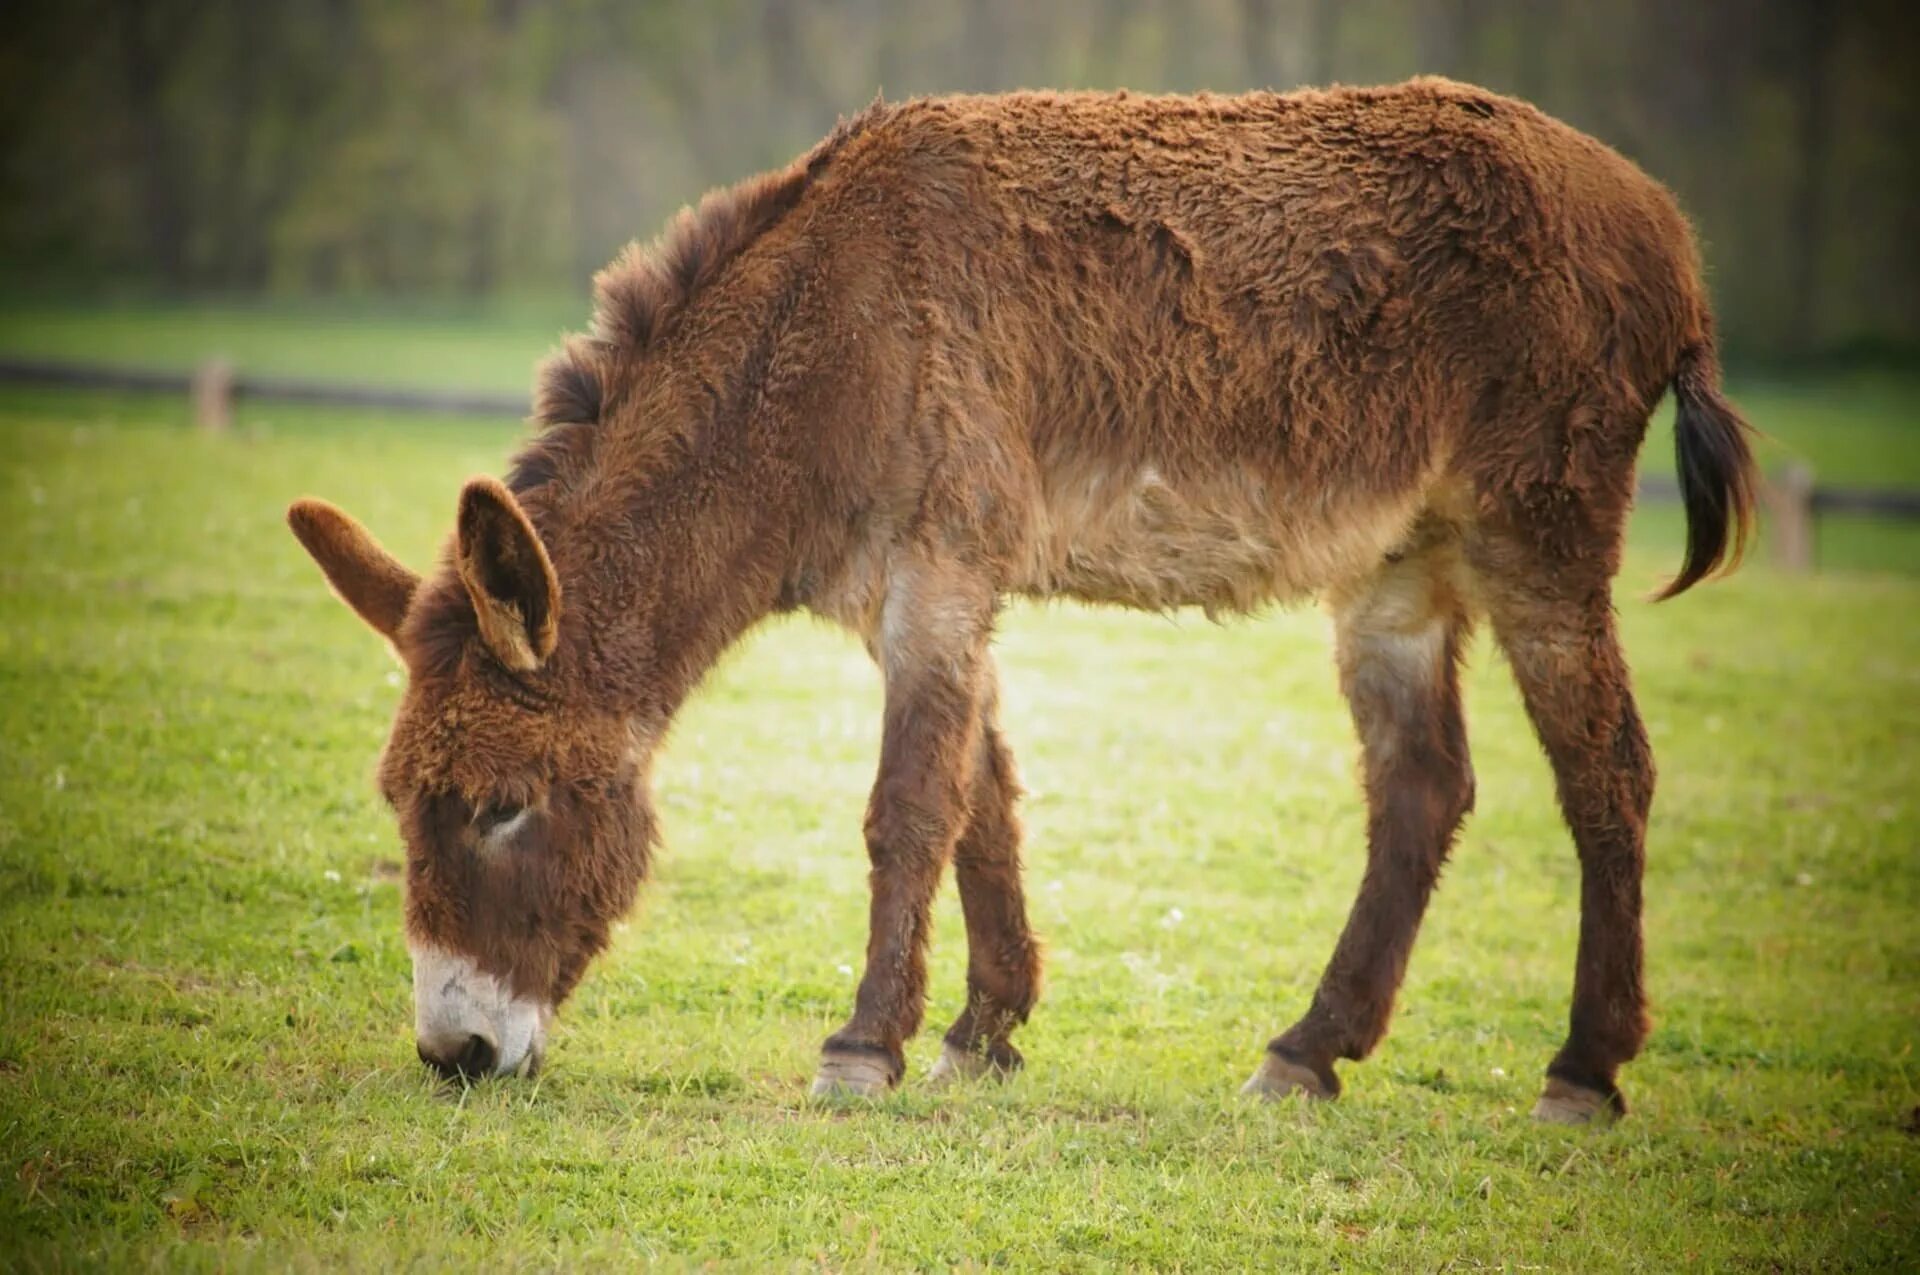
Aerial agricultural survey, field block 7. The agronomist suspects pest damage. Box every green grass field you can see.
[1,309,1917,1269]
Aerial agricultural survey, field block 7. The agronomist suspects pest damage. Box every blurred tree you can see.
[0,0,1913,362]
[1239,0,1278,87]
[1784,0,1838,357]
[1414,0,1485,82]
[1304,0,1340,85]
[112,0,200,287]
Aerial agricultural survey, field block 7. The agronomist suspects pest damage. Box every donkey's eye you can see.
[472,801,527,839]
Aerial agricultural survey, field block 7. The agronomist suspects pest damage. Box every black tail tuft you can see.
[1655,344,1759,600]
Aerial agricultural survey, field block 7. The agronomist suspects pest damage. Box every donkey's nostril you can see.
[418,1034,498,1081]
[418,1042,459,1081]
[457,1034,497,1078]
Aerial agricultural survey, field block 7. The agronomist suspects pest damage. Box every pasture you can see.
[0,307,1916,1269]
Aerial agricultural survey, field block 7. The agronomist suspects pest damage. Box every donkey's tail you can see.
[1653,340,1759,600]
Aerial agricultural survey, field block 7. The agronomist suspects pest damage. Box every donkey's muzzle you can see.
[418,1032,497,1081]
[410,942,549,1080]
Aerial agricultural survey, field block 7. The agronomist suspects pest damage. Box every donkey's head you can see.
[288,478,651,1080]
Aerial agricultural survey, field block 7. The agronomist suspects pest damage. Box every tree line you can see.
[2,0,1914,361]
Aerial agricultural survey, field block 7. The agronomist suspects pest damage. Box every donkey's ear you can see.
[454,477,560,672]
[287,498,420,643]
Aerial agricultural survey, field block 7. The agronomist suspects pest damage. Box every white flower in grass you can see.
[323,869,342,884]
[1161,907,1184,927]
[837,963,854,977]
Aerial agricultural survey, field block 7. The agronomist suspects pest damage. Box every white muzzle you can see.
[411,943,550,1079]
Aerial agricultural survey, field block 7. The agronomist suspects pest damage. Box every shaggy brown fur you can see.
[289,78,1755,1116]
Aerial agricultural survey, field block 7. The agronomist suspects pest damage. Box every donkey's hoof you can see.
[1241,1051,1333,1102]
[1531,1077,1621,1125]
[927,1041,990,1086]
[927,1040,1021,1087]
[809,1050,896,1099]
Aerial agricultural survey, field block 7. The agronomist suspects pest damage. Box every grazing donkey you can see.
[289,79,1754,1122]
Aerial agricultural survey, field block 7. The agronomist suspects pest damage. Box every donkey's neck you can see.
[528,414,792,726]
[517,189,905,728]
[528,290,883,730]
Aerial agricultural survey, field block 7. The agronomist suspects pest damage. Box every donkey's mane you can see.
[509,100,890,497]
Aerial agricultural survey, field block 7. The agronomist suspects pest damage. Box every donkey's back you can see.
[822,80,1723,614]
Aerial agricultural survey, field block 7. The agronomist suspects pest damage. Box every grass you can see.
[0,310,1917,1268]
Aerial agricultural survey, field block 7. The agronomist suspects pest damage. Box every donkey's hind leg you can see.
[1246,538,1476,1100]
[1475,542,1653,1122]
[929,666,1044,1084]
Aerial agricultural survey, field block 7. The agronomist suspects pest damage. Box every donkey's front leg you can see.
[812,560,993,1097]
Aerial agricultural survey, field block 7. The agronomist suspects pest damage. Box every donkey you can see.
[289,79,1755,1122]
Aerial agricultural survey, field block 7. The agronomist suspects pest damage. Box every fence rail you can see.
[0,355,526,424]
[3,355,1914,573]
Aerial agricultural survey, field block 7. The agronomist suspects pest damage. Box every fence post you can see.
[191,358,234,434]
[1770,462,1815,573]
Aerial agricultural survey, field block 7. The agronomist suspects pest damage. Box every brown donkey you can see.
[289,79,1755,1122]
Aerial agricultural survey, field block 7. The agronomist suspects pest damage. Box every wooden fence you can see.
[4,354,1916,573]
[0,355,525,426]
[1636,463,1920,570]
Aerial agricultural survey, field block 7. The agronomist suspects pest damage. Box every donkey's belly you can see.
[1013,460,1425,614]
